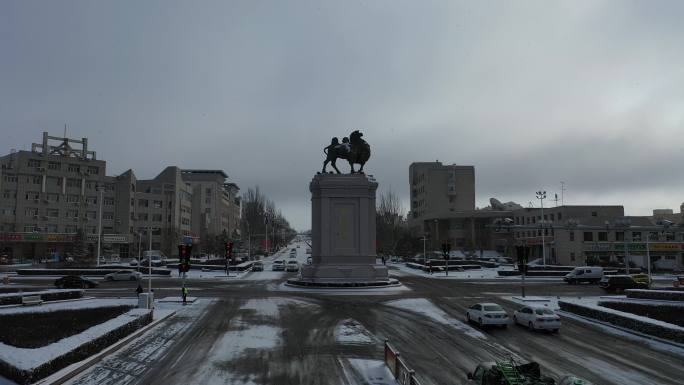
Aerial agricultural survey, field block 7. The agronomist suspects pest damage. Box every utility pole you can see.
[96,185,104,267]
[560,181,566,206]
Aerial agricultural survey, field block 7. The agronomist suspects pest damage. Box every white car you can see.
[286,260,299,272]
[272,260,286,271]
[104,270,142,281]
[466,303,509,328]
[513,306,561,332]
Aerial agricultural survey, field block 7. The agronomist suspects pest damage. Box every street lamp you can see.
[536,190,546,266]
[434,219,439,251]
[96,185,105,267]
[615,218,631,274]
[420,233,429,261]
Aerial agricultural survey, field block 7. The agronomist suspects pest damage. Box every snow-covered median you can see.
[385,298,486,339]
[335,319,374,344]
[0,300,150,384]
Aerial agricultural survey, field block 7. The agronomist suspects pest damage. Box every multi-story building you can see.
[0,132,127,260]
[181,170,241,244]
[0,132,241,261]
[408,162,511,253]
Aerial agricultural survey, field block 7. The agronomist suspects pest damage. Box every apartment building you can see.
[181,170,241,243]
[0,132,124,259]
[0,132,241,261]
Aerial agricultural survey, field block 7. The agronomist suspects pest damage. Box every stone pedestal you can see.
[298,173,389,284]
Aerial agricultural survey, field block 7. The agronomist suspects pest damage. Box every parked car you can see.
[55,275,99,289]
[104,270,143,281]
[564,266,603,284]
[513,306,561,332]
[272,260,286,271]
[286,260,299,272]
[599,275,648,293]
[466,303,509,328]
[252,261,264,271]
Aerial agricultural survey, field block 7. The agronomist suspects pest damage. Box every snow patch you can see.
[335,319,374,344]
[340,358,399,385]
[385,298,486,340]
[0,297,136,315]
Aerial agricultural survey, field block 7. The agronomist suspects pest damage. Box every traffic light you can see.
[224,242,234,263]
[441,243,451,260]
[178,244,192,272]
[515,246,530,273]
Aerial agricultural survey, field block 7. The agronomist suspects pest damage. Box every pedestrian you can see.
[181,286,188,305]
[136,284,143,297]
[428,260,433,275]
[178,263,182,277]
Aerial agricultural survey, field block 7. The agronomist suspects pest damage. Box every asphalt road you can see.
[13,246,684,385]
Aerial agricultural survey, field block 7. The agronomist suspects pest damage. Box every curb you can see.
[557,310,684,350]
[35,308,177,385]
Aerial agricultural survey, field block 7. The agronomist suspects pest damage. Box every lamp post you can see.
[96,185,104,267]
[434,219,439,252]
[147,226,152,298]
[420,233,429,261]
[536,190,546,266]
[137,232,142,272]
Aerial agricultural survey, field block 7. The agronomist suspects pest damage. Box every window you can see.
[46,224,58,233]
[67,164,80,173]
[138,199,149,207]
[591,211,597,217]
[138,213,149,221]
[3,175,17,183]
[153,200,162,209]
[550,214,555,221]
[558,213,562,220]
[665,232,675,241]
[85,181,94,190]
[570,252,576,261]
[152,214,162,222]
[25,207,39,216]
[46,176,62,186]
[583,232,593,241]
[46,209,59,217]
[86,166,99,175]
[103,212,114,220]
[648,232,658,241]
[66,178,81,188]
[85,196,98,204]
[569,231,575,241]
[32,176,42,184]
[48,161,61,170]
[2,190,16,199]
[130,198,134,207]
[28,159,41,167]
[25,191,40,200]
[205,188,212,195]
[66,209,78,218]
[86,211,97,219]
[616,232,625,241]
[544,214,548,220]
[632,232,641,242]
[66,194,80,203]
[598,232,608,241]
[104,197,115,206]
[65,225,77,233]
[87,227,97,234]
[24,225,36,232]
[0,208,15,216]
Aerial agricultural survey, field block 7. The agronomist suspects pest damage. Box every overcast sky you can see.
[2,1,684,230]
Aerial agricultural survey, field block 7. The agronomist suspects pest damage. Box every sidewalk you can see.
[63,299,212,385]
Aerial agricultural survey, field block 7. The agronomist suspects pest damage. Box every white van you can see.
[564,266,603,284]
[142,250,167,267]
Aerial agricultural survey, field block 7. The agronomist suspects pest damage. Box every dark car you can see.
[599,275,647,293]
[55,275,99,289]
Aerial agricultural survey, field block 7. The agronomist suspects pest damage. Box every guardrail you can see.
[384,340,422,385]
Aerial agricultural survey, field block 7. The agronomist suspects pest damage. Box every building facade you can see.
[0,132,124,260]
[0,132,241,261]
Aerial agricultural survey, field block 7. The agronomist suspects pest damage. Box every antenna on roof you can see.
[560,181,566,206]
[64,124,67,138]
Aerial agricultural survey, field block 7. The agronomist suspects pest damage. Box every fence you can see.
[384,339,423,385]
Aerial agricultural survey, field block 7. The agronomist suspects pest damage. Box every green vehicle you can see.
[466,361,592,385]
